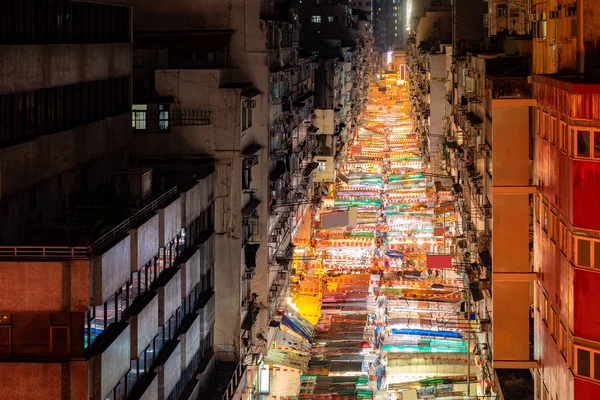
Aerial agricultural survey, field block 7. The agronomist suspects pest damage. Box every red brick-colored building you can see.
[533,74,600,400]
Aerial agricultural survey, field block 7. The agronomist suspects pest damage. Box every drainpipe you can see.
[577,0,584,73]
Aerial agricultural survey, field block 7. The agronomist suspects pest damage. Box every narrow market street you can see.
[275,64,494,400]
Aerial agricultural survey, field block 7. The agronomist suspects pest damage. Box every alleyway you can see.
[285,75,489,399]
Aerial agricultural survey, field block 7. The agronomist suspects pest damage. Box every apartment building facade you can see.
[0,0,133,245]
[530,2,600,400]
[132,1,346,398]
[448,52,537,367]
[0,167,216,400]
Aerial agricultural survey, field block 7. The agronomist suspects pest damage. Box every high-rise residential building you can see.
[0,0,133,244]
[531,3,600,400]
[0,2,218,399]
[530,0,600,74]
[486,0,531,37]
[132,0,376,398]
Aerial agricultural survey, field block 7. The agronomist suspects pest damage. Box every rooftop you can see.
[484,56,530,78]
[533,74,600,93]
[0,159,214,257]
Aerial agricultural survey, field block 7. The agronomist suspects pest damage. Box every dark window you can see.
[242,158,253,190]
[497,4,508,18]
[577,239,591,267]
[0,0,130,44]
[12,313,50,358]
[594,131,600,159]
[577,348,591,378]
[577,130,591,157]
[0,76,130,148]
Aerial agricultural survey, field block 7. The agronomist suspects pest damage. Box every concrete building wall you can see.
[491,105,531,187]
[131,295,160,358]
[161,342,182,399]
[140,376,159,400]
[163,197,182,246]
[160,270,182,325]
[0,259,87,311]
[93,325,131,399]
[182,316,201,368]
[0,43,132,94]
[0,114,132,199]
[96,235,131,305]
[428,53,446,173]
[136,214,160,269]
[133,0,232,31]
[0,363,63,399]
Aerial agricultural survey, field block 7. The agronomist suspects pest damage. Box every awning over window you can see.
[241,87,261,99]
[304,162,319,177]
[269,160,287,182]
[242,197,261,217]
[242,142,262,156]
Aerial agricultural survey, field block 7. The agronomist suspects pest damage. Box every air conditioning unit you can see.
[115,166,153,206]
[478,143,491,152]
[246,155,258,166]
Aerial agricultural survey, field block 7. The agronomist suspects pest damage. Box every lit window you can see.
[328,16,334,22]
[311,15,321,23]
[132,104,147,130]
[158,104,169,131]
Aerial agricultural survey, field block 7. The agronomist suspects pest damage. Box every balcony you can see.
[488,77,532,99]
[204,360,246,400]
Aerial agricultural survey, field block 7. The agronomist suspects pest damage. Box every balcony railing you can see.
[221,362,246,400]
[0,187,180,259]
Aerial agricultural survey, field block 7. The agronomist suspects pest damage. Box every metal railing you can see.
[90,186,179,253]
[222,361,246,400]
[0,187,180,260]
[0,246,88,259]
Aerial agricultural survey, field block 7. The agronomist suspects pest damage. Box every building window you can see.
[542,203,548,232]
[559,122,567,152]
[132,105,148,131]
[1,77,131,148]
[576,347,591,378]
[105,372,128,400]
[497,4,508,18]
[570,19,577,38]
[311,15,321,23]
[85,288,125,349]
[242,100,253,132]
[537,20,547,39]
[158,105,170,131]
[549,116,557,145]
[0,0,131,45]
[549,211,557,243]
[594,131,600,158]
[328,16,336,22]
[576,130,591,157]
[242,157,255,190]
